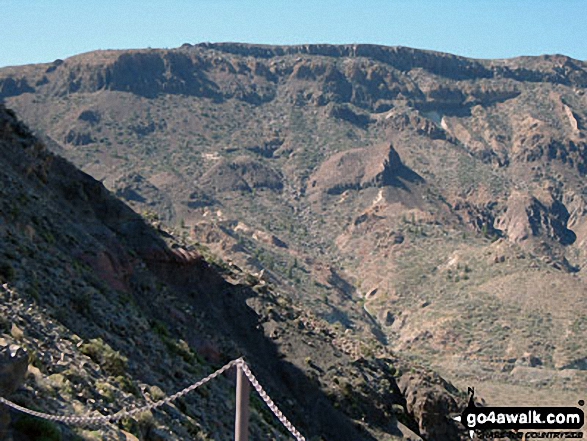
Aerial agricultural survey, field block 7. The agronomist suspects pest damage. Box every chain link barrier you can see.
[0,357,305,440]
[0,358,239,425]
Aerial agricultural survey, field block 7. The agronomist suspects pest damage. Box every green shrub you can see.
[150,319,170,337]
[0,261,15,282]
[81,338,127,377]
[115,375,140,396]
[13,416,61,441]
[72,291,92,316]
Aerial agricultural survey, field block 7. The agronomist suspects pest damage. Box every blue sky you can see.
[2,0,585,67]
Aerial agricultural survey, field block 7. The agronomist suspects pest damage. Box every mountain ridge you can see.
[2,42,587,103]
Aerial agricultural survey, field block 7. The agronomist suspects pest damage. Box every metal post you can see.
[235,365,250,441]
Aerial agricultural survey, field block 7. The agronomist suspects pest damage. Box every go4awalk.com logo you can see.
[453,388,585,439]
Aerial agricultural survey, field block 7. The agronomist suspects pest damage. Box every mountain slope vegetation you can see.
[1,43,587,437]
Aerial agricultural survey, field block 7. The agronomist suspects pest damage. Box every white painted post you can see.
[235,365,250,441]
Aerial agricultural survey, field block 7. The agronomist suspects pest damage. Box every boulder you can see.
[0,345,28,439]
[398,369,466,440]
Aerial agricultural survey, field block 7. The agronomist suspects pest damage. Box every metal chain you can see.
[0,357,305,440]
[0,358,240,425]
[236,359,306,441]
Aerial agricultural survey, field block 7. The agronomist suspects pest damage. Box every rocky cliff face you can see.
[3,44,586,110]
[308,142,421,197]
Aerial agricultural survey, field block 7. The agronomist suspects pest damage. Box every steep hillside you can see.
[1,43,586,413]
[0,104,475,440]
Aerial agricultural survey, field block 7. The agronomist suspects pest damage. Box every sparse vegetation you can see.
[81,338,128,377]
